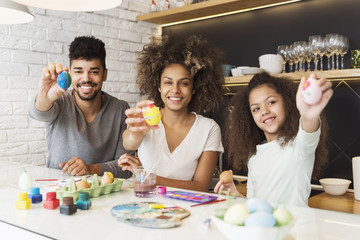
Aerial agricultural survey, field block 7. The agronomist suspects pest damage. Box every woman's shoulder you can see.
[192,113,220,128]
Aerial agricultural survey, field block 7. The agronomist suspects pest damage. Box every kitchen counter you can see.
[234,176,360,215]
[1,162,360,239]
[308,192,360,215]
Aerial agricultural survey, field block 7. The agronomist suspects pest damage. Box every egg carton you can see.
[56,174,124,202]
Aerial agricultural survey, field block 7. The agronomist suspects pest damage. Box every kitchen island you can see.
[1,162,360,239]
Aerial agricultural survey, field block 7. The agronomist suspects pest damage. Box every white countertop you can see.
[0,162,360,240]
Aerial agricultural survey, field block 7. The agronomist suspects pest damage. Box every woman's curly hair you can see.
[225,72,328,180]
[136,35,226,114]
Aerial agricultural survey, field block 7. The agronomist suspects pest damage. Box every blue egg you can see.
[245,211,276,227]
[245,198,273,213]
[57,71,71,90]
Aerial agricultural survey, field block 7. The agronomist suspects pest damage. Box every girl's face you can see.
[159,63,195,112]
[249,84,286,142]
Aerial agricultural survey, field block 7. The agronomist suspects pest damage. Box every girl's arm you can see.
[122,100,157,150]
[156,151,219,192]
[296,74,333,133]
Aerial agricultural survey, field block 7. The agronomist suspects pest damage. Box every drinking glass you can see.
[133,166,156,198]
[287,44,294,72]
[304,42,313,71]
[277,45,288,73]
[290,44,299,71]
[325,33,341,70]
[309,35,323,71]
[339,35,349,69]
[293,41,306,72]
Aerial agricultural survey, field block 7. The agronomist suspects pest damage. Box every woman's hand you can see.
[118,153,142,173]
[214,180,243,197]
[123,100,159,150]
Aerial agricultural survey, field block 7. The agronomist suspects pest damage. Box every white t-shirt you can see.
[138,113,224,181]
[246,120,321,207]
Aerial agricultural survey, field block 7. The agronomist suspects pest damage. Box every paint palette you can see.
[111,202,190,228]
[165,191,218,203]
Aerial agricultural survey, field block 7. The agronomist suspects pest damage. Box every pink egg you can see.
[302,77,322,105]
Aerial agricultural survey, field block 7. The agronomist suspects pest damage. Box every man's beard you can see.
[75,82,101,101]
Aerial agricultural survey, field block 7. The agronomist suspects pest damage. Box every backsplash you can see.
[211,79,360,187]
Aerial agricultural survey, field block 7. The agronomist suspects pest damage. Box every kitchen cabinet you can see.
[136,0,294,25]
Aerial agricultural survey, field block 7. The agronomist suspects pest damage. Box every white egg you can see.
[273,207,294,226]
[302,77,322,105]
[245,211,276,227]
[18,170,33,191]
[223,203,250,225]
[245,197,273,213]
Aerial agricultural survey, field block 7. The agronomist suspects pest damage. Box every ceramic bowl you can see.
[319,178,351,196]
[211,215,292,240]
[259,54,283,74]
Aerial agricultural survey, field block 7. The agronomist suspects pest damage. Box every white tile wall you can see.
[0,0,161,166]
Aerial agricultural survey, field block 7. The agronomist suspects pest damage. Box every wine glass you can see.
[304,42,313,71]
[287,44,295,72]
[293,41,306,72]
[277,45,288,73]
[289,44,299,71]
[309,35,323,71]
[325,33,342,70]
[339,35,349,69]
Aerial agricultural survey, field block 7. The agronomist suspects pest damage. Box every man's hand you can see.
[59,156,90,176]
[118,153,142,174]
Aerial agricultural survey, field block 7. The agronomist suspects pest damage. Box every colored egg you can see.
[219,170,233,184]
[57,71,72,90]
[245,197,273,213]
[273,207,294,226]
[143,104,161,126]
[223,203,250,225]
[245,211,276,227]
[301,77,322,105]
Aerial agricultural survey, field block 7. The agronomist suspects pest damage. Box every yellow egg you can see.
[101,172,114,184]
[143,104,161,126]
[220,170,233,184]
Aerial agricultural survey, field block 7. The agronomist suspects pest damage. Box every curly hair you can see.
[225,72,328,180]
[136,35,226,114]
[69,36,106,69]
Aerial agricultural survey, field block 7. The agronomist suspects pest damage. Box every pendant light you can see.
[0,0,34,24]
[12,0,123,12]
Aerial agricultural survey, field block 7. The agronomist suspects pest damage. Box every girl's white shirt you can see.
[247,119,321,207]
[138,112,224,181]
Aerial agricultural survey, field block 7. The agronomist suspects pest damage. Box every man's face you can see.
[70,58,107,101]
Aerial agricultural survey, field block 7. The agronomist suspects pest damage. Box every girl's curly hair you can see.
[225,72,328,180]
[136,35,226,114]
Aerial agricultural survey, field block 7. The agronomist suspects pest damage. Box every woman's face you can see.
[249,84,286,142]
[159,63,195,112]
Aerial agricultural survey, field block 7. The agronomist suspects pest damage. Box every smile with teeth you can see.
[263,117,275,124]
[168,97,182,101]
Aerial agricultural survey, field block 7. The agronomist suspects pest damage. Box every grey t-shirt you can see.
[28,90,132,178]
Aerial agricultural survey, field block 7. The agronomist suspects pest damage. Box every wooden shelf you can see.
[225,69,360,86]
[137,0,292,25]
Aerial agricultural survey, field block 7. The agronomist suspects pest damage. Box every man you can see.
[29,36,132,178]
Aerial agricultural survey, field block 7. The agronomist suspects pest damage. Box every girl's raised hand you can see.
[296,74,333,121]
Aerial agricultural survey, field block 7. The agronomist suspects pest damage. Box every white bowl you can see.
[319,178,351,196]
[259,54,283,74]
[211,215,292,240]
[236,66,250,76]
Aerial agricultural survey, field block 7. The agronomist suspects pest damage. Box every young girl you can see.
[214,72,333,206]
[119,35,226,192]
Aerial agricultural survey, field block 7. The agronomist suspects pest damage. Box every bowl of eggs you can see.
[211,198,294,240]
[319,178,351,196]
